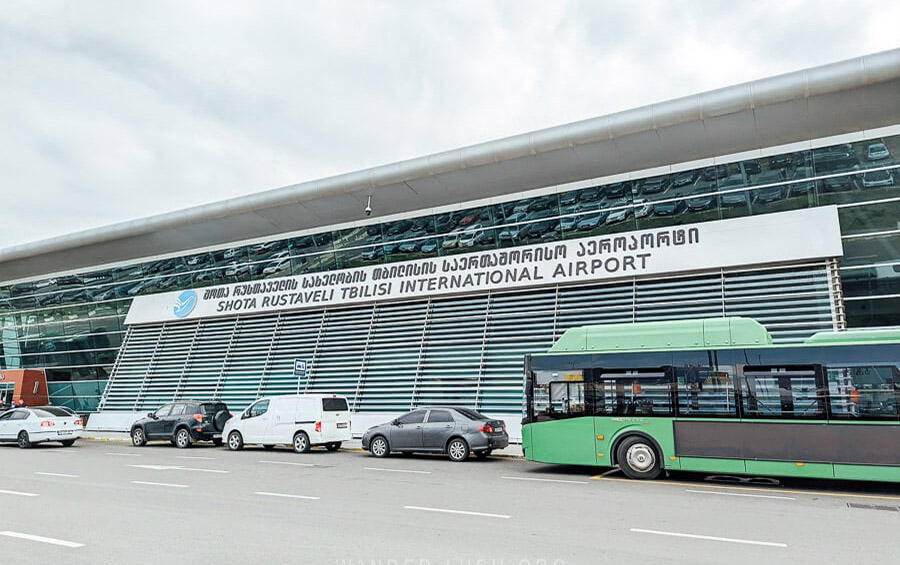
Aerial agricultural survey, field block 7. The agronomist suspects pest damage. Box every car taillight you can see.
[478,424,493,434]
[74,419,83,426]
[315,421,322,432]
[40,420,55,427]
[502,424,507,432]
[193,414,203,422]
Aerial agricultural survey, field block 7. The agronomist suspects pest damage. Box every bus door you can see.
[528,368,597,466]
[739,365,834,479]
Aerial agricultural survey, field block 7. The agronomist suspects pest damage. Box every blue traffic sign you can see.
[293,359,307,377]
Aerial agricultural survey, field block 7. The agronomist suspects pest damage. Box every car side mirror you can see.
[147,412,155,419]
[242,412,250,420]
[392,419,400,426]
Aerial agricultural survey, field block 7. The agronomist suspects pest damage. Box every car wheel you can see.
[475,448,492,459]
[369,435,389,458]
[60,439,77,447]
[325,442,341,452]
[447,438,469,462]
[17,430,32,449]
[293,431,311,454]
[263,444,276,451]
[131,427,147,447]
[175,428,192,449]
[616,436,662,480]
[227,431,244,451]
[212,438,223,447]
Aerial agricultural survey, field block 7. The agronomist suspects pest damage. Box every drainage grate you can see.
[847,503,900,512]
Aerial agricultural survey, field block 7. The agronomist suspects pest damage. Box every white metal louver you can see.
[101,260,838,413]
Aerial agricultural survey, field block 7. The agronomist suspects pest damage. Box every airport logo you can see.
[173,290,198,318]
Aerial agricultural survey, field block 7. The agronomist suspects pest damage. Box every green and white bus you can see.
[522,318,899,483]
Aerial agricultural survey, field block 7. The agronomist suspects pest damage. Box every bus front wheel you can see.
[616,436,662,480]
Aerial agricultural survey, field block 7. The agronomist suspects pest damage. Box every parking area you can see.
[1,440,898,564]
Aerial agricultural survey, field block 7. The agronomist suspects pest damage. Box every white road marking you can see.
[106,452,142,457]
[0,531,84,548]
[630,528,786,548]
[502,476,587,484]
[255,491,320,500]
[35,472,80,478]
[131,481,189,488]
[404,506,510,519]
[258,460,316,467]
[127,464,229,474]
[0,489,40,497]
[365,467,431,474]
[686,489,796,500]
[174,466,229,474]
[175,456,216,460]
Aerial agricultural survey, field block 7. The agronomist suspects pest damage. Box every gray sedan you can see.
[361,407,509,462]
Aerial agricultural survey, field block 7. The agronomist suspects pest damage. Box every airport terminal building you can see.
[1,49,899,434]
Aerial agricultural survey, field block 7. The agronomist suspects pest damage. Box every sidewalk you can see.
[81,432,524,458]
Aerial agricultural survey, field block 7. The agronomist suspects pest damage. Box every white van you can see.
[222,394,351,453]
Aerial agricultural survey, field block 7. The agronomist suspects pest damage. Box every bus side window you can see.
[826,365,899,420]
[593,370,673,417]
[532,370,584,420]
[674,366,737,417]
[742,366,825,419]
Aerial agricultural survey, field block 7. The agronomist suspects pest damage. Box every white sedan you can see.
[0,406,83,448]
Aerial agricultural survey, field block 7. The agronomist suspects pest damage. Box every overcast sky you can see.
[1,0,897,248]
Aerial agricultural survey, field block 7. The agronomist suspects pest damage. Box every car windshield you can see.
[453,407,489,420]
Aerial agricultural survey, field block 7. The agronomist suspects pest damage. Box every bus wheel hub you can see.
[626,444,655,472]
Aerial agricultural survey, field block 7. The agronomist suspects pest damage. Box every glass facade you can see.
[1,131,898,411]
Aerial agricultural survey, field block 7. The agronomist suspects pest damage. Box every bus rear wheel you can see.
[616,436,662,480]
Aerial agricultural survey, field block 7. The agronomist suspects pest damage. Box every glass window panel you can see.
[741,368,824,419]
[592,370,673,416]
[842,265,900,298]
[841,233,900,267]
[635,173,675,203]
[192,268,226,287]
[212,246,248,266]
[247,239,288,261]
[113,264,143,282]
[221,260,252,283]
[382,219,414,242]
[603,181,633,202]
[675,366,737,416]
[259,255,294,278]
[845,296,900,328]
[826,365,898,420]
[433,212,455,236]
[183,252,213,271]
[82,269,115,289]
[839,199,900,235]
[813,143,861,176]
[336,246,375,269]
[334,226,377,251]
[293,252,336,274]
[716,173,752,220]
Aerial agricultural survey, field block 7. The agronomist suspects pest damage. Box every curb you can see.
[83,436,131,443]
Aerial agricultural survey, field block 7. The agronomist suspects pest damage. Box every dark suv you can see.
[131,400,231,448]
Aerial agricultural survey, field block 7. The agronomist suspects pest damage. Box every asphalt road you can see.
[1,440,898,564]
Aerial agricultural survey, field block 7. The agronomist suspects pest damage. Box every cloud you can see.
[0,0,897,248]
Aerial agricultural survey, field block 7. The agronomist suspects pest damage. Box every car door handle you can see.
[415,425,423,429]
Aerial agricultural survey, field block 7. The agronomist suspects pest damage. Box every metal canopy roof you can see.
[2,48,899,282]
